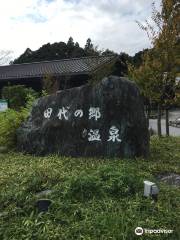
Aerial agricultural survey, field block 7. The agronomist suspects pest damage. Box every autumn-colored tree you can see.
[128,50,164,135]
[129,0,179,137]
[153,0,179,136]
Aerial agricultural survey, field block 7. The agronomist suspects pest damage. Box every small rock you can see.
[159,173,180,187]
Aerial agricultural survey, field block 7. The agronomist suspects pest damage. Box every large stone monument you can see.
[17,76,149,158]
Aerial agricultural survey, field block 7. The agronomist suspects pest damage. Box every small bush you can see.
[0,109,27,148]
[0,94,37,148]
[2,85,38,110]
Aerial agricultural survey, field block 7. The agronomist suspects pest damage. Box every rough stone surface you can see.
[17,76,149,158]
[158,173,180,187]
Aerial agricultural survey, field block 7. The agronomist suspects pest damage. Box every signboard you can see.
[17,76,150,158]
[0,99,8,112]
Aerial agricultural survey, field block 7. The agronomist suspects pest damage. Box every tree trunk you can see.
[165,108,169,136]
[157,103,162,137]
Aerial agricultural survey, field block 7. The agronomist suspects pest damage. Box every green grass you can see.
[0,136,180,240]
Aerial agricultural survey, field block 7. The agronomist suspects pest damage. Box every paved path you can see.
[149,109,180,136]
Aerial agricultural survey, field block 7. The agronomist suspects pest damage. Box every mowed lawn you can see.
[0,137,180,240]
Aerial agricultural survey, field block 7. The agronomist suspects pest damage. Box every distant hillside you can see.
[12,37,149,76]
[13,37,99,64]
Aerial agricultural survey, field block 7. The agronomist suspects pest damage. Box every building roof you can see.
[0,55,115,81]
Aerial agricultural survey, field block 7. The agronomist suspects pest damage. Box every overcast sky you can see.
[0,0,161,61]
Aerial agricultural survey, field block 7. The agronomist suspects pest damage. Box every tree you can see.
[84,38,99,56]
[42,74,57,95]
[132,49,149,67]
[128,50,164,134]
[84,38,93,51]
[71,43,85,58]
[2,85,38,109]
[153,0,179,136]
[67,37,75,56]
[130,0,179,137]
[13,38,96,64]
[67,37,74,48]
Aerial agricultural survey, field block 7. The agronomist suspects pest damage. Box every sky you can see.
[0,0,161,61]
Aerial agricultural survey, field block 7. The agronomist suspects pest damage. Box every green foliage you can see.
[0,93,37,148]
[84,38,100,56]
[11,36,138,78]
[99,167,143,197]
[42,74,57,95]
[41,89,48,97]
[129,0,179,136]
[66,166,146,201]
[0,137,179,239]
[2,85,38,110]
[12,36,146,79]
[89,60,115,85]
[13,37,100,64]
[131,0,179,106]
[67,173,102,201]
[128,51,163,102]
[0,109,27,148]
[65,165,150,201]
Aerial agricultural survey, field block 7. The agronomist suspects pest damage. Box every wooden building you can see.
[0,55,115,94]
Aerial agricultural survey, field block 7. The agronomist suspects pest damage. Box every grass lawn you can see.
[0,136,179,240]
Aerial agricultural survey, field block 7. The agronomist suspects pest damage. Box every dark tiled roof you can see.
[0,55,115,80]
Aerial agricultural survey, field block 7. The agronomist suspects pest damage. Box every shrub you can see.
[0,109,27,148]
[0,93,37,148]
[2,85,38,110]
[42,74,57,94]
